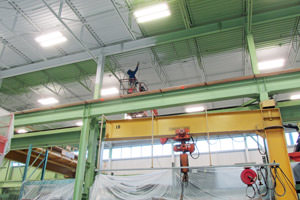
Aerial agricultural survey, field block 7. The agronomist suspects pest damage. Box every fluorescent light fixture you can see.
[101,87,119,96]
[35,31,67,47]
[291,94,300,100]
[258,58,285,71]
[185,106,205,113]
[76,121,83,126]
[38,97,58,105]
[134,3,171,23]
[17,129,28,134]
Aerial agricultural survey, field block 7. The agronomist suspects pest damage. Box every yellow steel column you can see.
[265,128,297,200]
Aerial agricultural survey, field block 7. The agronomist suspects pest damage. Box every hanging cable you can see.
[246,185,256,198]
[277,166,298,194]
[256,134,266,155]
[190,136,200,159]
[270,166,286,197]
[255,166,269,196]
[205,110,212,166]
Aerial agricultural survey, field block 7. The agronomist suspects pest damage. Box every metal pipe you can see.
[22,144,32,182]
[96,163,280,172]
[97,115,105,169]
[41,149,49,180]
[94,55,105,99]
[151,110,154,168]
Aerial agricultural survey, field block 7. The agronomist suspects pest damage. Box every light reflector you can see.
[35,31,67,47]
[291,94,300,100]
[258,58,285,71]
[185,106,205,113]
[101,87,119,96]
[134,3,171,23]
[38,97,58,105]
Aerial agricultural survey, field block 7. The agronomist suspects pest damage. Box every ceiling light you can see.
[291,94,300,100]
[101,87,119,96]
[38,97,58,105]
[76,121,83,126]
[35,31,67,47]
[124,114,132,120]
[134,3,171,23]
[17,128,28,134]
[185,106,205,113]
[258,58,285,71]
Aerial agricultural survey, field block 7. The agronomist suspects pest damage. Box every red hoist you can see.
[160,128,195,182]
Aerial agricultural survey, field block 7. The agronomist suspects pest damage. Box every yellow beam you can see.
[105,109,281,140]
[265,128,297,200]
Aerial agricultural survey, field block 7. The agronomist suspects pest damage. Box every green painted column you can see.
[256,79,269,101]
[82,118,100,199]
[73,107,91,200]
[93,54,105,99]
[246,34,259,75]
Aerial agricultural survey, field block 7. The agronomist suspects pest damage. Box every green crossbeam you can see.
[14,70,300,127]
[10,100,300,150]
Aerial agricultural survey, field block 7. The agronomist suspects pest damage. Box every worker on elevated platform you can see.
[127,62,139,88]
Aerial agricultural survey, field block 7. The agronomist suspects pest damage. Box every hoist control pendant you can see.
[241,168,257,185]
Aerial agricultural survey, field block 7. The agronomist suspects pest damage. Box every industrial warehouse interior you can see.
[1,0,300,199]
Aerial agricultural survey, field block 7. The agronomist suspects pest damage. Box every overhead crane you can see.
[11,68,300,200]
[104,108,297,199]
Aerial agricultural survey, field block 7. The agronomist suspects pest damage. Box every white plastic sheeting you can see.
[19,179,75,200]
[0,107,14,166]
[90,167,269,200]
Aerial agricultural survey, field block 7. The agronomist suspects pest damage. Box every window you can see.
[220,138,233,151]
[103,149,109,160]
[153,145,163,156]
[122,147,131,159]
[209,139,221,152]
[162,144,172,155]
[197,140,209,153]
[233,137,245,150]
[247,136,259,149]
[291,132,299,145]
[112,148,121,159]
[285,133,292,146]
[142,146,151,157]
[132,146,142,158]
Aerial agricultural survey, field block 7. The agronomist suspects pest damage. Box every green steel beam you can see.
[83,118,100,199]
[241,98,257,107]
[102,5,300,56]
[73,108,91,200]
[10,127,81,150]
[277,100,300,123]
[9,100,300,151]
[247,34,259,74]
[2,5,300,79]
[0,181,22,188]
[246,0,253,34]
[178,0,192,29]
[245,0,259,75]
[14,70,300,126]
